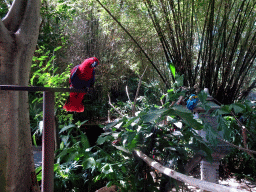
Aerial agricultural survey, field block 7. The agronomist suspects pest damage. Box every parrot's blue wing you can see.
[186,94,199,110]
[70,67,95,89]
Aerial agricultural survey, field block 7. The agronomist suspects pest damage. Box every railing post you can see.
[0,85,88,191]
[42,91,55,192]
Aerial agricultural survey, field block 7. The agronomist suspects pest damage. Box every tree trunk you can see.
[0,0,41,191]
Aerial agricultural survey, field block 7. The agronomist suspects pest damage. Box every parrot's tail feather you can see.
[63,93,86,112]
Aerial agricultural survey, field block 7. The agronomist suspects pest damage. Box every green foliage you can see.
[31,0,256,189]
[217,101,256,180]
[95,96,214,190]
[168,62,176,79]
[30,46,71,111]
[36,120,105,191]
[34,81,219,191]
[34,80,255,191]
[0,0,10,18]
[39,0,74,51]
[29,45,75,146]
[31,46,67,87]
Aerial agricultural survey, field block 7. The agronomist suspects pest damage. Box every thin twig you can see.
[131,66,148,116]
[125,85,131,103]
[108,93,124,117]
[217,136,256,156]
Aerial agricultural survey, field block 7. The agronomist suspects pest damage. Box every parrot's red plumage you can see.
[63,57,99,112]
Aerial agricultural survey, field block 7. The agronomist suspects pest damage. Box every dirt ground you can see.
[183,178,256,192]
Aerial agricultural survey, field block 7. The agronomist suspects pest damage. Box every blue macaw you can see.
[186,94,199,111]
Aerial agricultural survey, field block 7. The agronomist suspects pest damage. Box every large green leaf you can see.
[97,135,113,145]
[214,105,230,115]
[140,107,168,123]
[168,62,176,78]
[35,166,42,181]
[204,122,218,147]
[165,108,203,130]
[59,124,76,133]
[97,136,106,145]
[229,103,245,113]
[80,131,90,148]
[83,157,96,170]
[217,116,231,140]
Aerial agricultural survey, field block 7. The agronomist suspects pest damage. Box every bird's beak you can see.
[91,61,98,68]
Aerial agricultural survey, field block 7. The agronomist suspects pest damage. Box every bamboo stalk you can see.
[95,0,169,88]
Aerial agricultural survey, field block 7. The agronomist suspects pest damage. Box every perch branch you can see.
[108,93,124,117]
[134,150,245,192]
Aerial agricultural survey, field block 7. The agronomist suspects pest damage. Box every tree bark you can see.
[0,0,41,191]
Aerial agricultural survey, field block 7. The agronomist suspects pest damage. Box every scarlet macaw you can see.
[63,57,99,112]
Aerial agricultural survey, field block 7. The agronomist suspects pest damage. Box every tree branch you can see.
[2,0,28,32]
[15,0,41,44]
[108,93,124,117]
[134,150,244,192]
[0,20,12,43]
[131,66,148,116]
[217,136,256,156]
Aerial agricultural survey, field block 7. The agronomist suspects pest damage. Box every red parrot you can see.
[63,57,99,112]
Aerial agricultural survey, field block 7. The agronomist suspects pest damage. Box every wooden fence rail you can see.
[0,85,89,192]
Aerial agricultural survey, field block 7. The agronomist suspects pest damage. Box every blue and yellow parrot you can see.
[186,94,199,111]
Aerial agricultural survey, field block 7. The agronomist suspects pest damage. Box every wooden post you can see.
[0,85,89,191]
[42,91,55,192]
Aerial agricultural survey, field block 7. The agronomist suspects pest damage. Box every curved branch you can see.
[0,20,12,43]
[16,0,41,44]
[217,136,256,156]
[108,93,124,117]
[134,150,245,192]
[2,0,28,32]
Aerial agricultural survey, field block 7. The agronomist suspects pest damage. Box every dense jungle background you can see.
[1,0,256,191]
